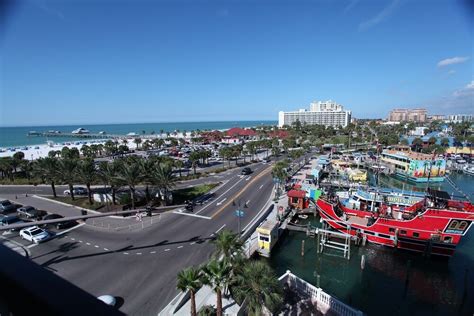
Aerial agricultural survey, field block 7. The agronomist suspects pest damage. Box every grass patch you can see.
[52,196,106,210]
[172,183,219,205]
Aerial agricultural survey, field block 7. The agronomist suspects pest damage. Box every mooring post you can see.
[316,274,320,288]
[361,255,366,270]
[301,240,305,256]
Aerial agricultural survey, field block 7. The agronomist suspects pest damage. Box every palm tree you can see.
[134,138,142,150]
[57,158,79,200]
[201,259,231,316]
[177,266,202,316]
[213,230,243,261]
[33,157,59,197]
[189,151,200,175]
[232,260,283,315]
[75,158,97,205]
[98,161,122,205]
[174,159,184,177]
[150,163,176,205]
[115,159,144,209]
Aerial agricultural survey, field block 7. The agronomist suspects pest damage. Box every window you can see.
[400,230,407,235]
[413,232,419,238]
[379,233,390,239]
[443,236,453,243]
[389,228,395,233]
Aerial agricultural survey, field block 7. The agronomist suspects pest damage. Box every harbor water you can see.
[268,172,474,316]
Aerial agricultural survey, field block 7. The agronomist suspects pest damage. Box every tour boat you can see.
[315,188,474,257]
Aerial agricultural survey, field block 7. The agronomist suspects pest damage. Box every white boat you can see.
[72,128,90,134]
[127,132,137,136]
[463,165,474,176]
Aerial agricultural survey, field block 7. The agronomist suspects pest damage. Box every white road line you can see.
[86,242,91,245]
[190,242,196,245]
[150,251,156,254]
[246,176,251,181]
[172,211,212,220]
[70,238,75,241]
[246,200,251,205]
[215,224,226,234]
[216,198,227,206]
[54,222,86,237]
[177,246,183,249]
[104,248,109,251]
[79,240,83,243]
[136,253,142,255]
[258,185,264,190]
[165,248,171,252]
[26,243,38,249]
[196,176,247,214]
[94,245,99,248]
[123,252,129,255]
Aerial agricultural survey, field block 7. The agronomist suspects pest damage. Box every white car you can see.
[19,226,50,243]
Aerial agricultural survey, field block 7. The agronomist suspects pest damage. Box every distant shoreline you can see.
[0,120,277,148]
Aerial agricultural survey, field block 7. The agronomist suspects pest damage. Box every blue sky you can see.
[1,0,473,126]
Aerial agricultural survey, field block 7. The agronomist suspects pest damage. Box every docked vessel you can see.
[380,146,446,183]
[463,165,474,176]
[315,188,474,257]
[71,128,90,134]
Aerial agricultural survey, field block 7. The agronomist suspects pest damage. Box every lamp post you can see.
[232,199,248,239]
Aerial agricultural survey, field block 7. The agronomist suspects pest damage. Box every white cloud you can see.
[358,0,400,31]
[437,56,470,67]
[448,70,456,75]
[453,80,474,97]
[344,0,360,13]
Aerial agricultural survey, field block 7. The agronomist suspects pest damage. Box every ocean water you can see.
[0,121,276,147]
[269,172,474,316]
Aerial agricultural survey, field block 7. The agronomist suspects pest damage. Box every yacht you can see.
[71,128,90,134]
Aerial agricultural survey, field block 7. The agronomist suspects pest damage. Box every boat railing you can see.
[279,270,364,316]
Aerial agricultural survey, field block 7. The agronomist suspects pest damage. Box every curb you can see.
[32,195,102,215]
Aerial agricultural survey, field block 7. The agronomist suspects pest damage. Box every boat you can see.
[298,214,309,219]
[127,132,137,136]
[463,165,474,176]
[71,128,90,134]
[315,188,474,257]
[380,146,446,183]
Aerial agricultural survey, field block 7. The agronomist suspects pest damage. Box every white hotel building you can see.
[278,100,351,128]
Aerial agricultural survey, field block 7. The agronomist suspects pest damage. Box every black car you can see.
[0,200,19,214]
[241,167,252,175]
[41,214,77,229]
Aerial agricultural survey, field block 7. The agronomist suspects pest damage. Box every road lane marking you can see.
[211,166,272,219]
[165,248,170,252]
[86,242,91,245]
[123,252,129,255]
[246,176,251,181]
[246,200,251,205]
[136,253,142,255]
[190,242,196,245]
[70,238,75,241]
[216,198,227,206]
[258,185,263,190]
[79,240,83,243]
[177,246,183,249]
[196,175,247,214]
[94,245,99,248]
[172,211,211,220]
[215,224,226,234]
[150,251,156,254]
[104,248,109,251]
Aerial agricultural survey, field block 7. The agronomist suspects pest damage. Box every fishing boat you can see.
[315,188,474,257]
[71,128,90,134]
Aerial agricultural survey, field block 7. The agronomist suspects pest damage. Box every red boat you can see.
[315,189,474,257]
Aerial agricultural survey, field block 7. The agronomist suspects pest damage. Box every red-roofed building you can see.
[269,130,289,139]
[226,127,257,138]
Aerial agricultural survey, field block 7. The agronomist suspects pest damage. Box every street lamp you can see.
[232,199,248,239]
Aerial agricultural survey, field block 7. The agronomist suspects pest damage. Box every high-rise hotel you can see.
[278,100,351,128]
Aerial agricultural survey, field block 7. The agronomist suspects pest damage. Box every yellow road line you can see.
[211,166,273,219]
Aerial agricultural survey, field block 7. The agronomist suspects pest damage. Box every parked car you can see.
[241,167,252,175]
[97,295,116,306]
[0,200,19,214]
[41,214,77,229]
[19,226,50,243]
[17,206,46,219]
[0,215,25,230]
[63,187,88,196]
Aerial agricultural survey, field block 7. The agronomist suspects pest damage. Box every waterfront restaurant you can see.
[381,149,446,183]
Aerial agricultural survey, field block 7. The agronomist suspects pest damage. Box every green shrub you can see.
[198,305,216,316]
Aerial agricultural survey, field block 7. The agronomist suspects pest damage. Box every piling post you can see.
[316,274,320,288]
[361,255,366,270]
[301,240,305,256]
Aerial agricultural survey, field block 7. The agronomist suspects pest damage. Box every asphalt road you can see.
[1,162,277,315]
[0,153,311,315]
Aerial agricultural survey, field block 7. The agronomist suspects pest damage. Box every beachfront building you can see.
[381,148,446,183]
[388,108,427,122]
[445,114,474,123]
[278,100,351,128]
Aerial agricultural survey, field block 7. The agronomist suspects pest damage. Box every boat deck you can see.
[347,215,369,226]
